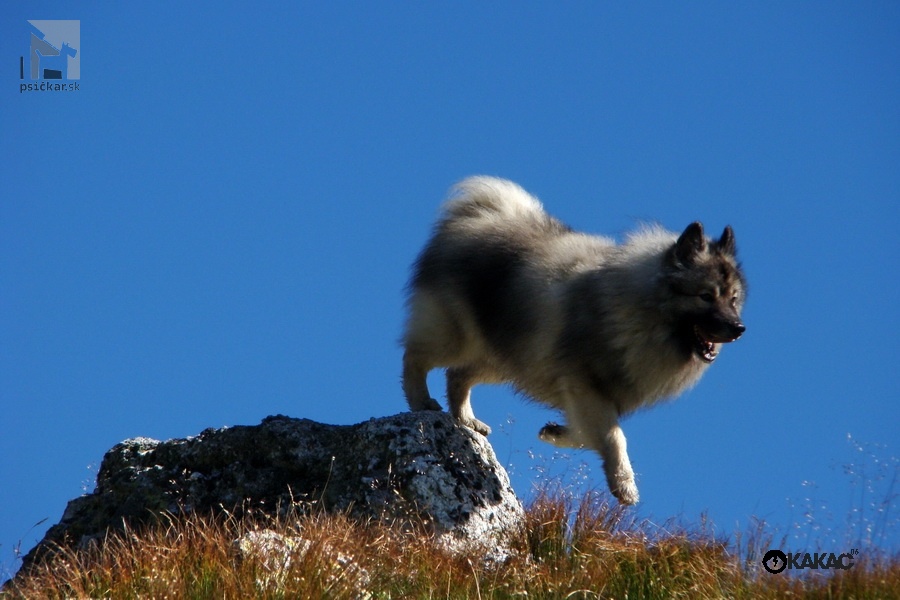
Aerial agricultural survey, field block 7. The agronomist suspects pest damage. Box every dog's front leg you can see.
[596,421,639,505]
[540,385,639,505]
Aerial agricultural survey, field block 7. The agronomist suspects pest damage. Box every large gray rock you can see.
[16,412,524,577]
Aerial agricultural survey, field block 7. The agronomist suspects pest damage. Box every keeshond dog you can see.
[402,177,746,504]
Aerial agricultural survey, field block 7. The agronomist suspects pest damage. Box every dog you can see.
[401,176,746,504]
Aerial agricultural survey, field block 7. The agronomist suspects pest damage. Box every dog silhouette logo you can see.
[23,20,80,81]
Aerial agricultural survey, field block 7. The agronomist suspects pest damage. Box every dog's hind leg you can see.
[447,366,492,436]
[402,291,456,413]
[402,350,442,412]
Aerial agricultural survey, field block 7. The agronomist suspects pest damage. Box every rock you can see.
[235,529,372,598]
[15,412,524,578]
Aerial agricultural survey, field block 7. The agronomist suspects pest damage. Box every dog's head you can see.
[664,222,747,363]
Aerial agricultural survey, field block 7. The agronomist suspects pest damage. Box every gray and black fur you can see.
[402,177,746,504]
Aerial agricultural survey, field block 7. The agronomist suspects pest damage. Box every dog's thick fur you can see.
[402,177,746,504]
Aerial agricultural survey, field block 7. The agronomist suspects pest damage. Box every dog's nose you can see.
[731,322,746,339]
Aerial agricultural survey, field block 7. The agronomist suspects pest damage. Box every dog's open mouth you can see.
[694,326,719,363]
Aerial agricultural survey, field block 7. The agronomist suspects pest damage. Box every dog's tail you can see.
[442,176,547,222]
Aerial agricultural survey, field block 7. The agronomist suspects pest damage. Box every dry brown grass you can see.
[4,489,898,599]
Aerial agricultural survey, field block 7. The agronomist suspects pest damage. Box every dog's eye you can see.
[699,292,715,303]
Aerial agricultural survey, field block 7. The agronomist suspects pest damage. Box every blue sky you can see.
[2,2,899,580]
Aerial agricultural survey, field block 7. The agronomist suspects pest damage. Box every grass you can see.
[4,487,898,599]
[5,432,898,598]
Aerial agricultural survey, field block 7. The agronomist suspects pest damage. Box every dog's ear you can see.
[716,226,737,256]
[673,222,706,265]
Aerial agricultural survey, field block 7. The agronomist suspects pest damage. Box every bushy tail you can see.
[442,176,547,222]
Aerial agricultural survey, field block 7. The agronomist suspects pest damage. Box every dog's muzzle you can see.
[694,321,745,363]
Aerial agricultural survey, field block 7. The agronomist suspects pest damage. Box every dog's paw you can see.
[458,416,492,436]
[539,422,568,445]
[423,397,443,411]
[410,397,442,412]
[611,478,640,506]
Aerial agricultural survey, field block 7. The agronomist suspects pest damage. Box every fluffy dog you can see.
[402,177,746,504]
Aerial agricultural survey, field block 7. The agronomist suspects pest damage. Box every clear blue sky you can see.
[3,2,899,581]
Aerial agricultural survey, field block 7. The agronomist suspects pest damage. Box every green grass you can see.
[4,488,898,599]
